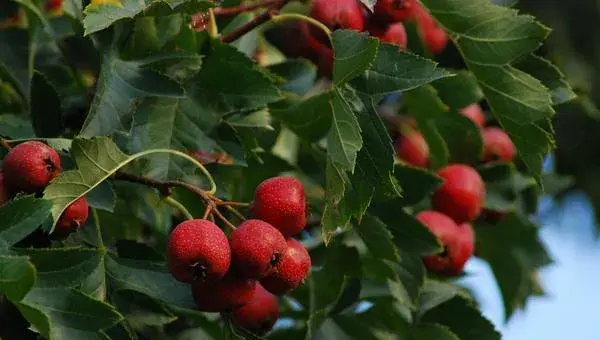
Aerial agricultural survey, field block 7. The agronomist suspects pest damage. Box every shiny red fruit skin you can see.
[374,0,417,23]
[230,220,287,279]
[192,274,256,312]
[394,130,429,168]
[432,164,486,223]
[370,22,408,50]
[54,196,89,236]
[0,173,9,205]
[459,103,486,128]
[310,0,365,31]
[482,127,516,162]
[416,211,475,275]
[168,219,231,283]
[230,284,279,335]
[414,4,448,54]
[261,239,311,295]
[2,141,62,194]
[251,176,307,237]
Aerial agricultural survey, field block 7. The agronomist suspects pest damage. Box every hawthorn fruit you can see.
[2,141,62,194]
[394,129,429,168]
[168,219,231,283]
[251,176,307,237]
[261,238,311,295]
[417,210,475,275]
[230,219,287,279]
[482,127,516,162]
[192,273,256,312]
[230,284,279,335]
[310,0,365,31]
[432,164,486,223]
[374,0,417,23]
[53,196,89,238]
[460,103,486,128]
[370,22,408,50]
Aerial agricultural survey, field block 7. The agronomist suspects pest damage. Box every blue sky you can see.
[461,192,600,339]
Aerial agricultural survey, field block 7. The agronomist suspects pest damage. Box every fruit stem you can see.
[223,205,246,221]
[207,9,219,38]
[216,201,249,207]
[220,0,291,43]
[0,138,12,151]
[212,206,237,231]
[202,205,213,220]
[164,196,194,220]
[271,13,332,40]
[214,0,283,16]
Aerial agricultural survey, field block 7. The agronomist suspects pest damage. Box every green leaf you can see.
[420,0,557,178]
[79,50,186,137]
[267,59,317,95]
[19,248,104,289]
[421,297,501,340]
[0,255,36,301]
[0,114,35,139]
[111,289,177,330]
[435,114,484,164]
[82,0,214,35]
[332,30,379,85]
[515,54,576,105]
[393,164,443,206]
[412,324,460,340]
[328,88,363,172]
[17,288,123,339]
[433,70,484,109]
[271,92,333,142]
[30,71,63,138]
[0,29,30,99]
[350,45,452,96]
[43,137,129,230]
[87,181,117,213]
[105,255,196,309]
[0,196,52,248]
[475,213,551,319]
[356,214,399,262]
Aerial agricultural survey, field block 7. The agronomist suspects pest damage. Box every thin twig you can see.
[214,0,283,16]
[216,201,250,207]
[164,196,194,220]
[212,207,238,231]
[224,205,246,221]
[202,205,213,220]
[0,138,12,151]
[220,0,291,43]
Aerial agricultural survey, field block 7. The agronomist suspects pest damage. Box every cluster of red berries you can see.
[167,177,311,335]
[280,0,448,77]
[0,141,89,238]
[393,103,517,275]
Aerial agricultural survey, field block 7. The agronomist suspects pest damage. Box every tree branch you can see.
[220,0,291,43]
[214,0,283,16]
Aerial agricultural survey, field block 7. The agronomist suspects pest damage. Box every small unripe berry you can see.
[370,22,408,50]
[53,197,89,237]
[482,127,516,162]
[192,273,256,312]
[167,219,231,283]
[394,130,429,168]
[417,211,474,275]
[230,220,287,279]
[251,177,307,237]
[230,284,279,335]
[0,173,9,206]
[261,239,311,295]
[432,164,486,223]
[374,0,417,23]
[310,0,365,31]
[2,141,62,194]
[459,103,486,128]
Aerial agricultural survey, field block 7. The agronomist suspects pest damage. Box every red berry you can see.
[167,219,231,283]
[44,0,63,11]
[0,172,9,206]
[251,177,307,237]
[394,130,429,168]
[482,127,516,162]
[230,284,279,335]
[230,220,287,279]
[416,211,474,275]
[370,22,408,50]
[192,273,256,312]
[310,0,365,31]
[261,239,311,295]
[414,5,448,54]
[459,103,486,128]
[432,164,486,223]
[374,0,417,23]
[2,141,62,194]
[54,196,89,237]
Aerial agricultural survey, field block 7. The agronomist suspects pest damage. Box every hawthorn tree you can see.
[0,0,575,339]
